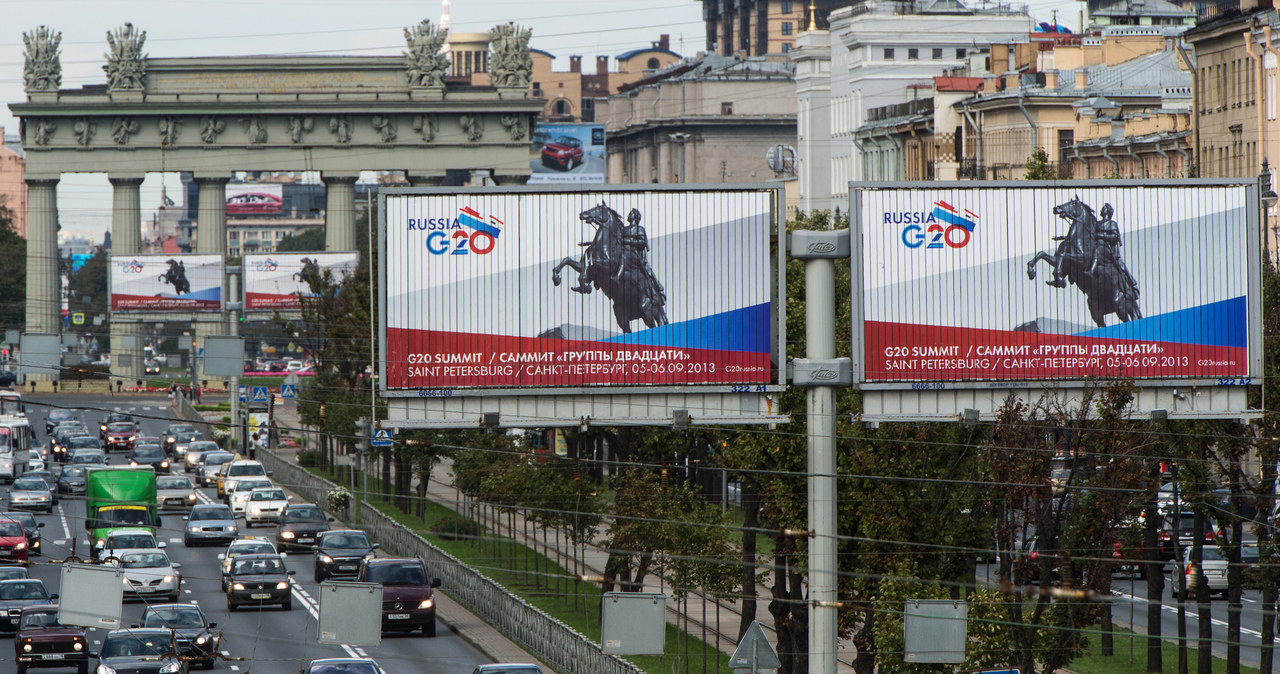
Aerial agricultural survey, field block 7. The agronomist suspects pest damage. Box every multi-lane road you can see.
[4,393,499,674]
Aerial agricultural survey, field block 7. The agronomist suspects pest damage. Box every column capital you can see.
[321,174,359,186]
[406,172,446,187]
[24,177,59,188]
[108,176,145,187]
[193,176,231,186]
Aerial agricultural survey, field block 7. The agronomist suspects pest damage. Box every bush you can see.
[327,487,351,512]
[297,450,318,467]
[429,515,484,541]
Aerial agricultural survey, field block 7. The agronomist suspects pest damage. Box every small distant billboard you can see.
[110,254,224,312]
[243,252,359,310]
[529,123,605,184]
[226,183,283,215]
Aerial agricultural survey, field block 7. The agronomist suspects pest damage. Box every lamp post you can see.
[1260,159,1277,262]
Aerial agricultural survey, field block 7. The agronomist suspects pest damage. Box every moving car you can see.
[276,504,332,550]
[183,504,238,547]
[217,460,269,499]
[85,467,160,550]
[170,431,203,462]
[540,135,584,170]
[225,553,294,611]
[58,436,100,464]
[244,486,290,527]
[13,604,89,674]
[98,413,135,441]
[92,628,185,674]
[112,550,182,602]
[95,528,163,561]
[218,538,277,591]
[0,567,29,580]
[306,659,386,674]
[9,476,54,513]
[45,410,75,435]
[313,530,377,582]
[163,424,195,456]
[0,579,55,633]
[358,557,443,636]
[128,444,171,474]
[143,360,161,376]
[228,477,273,514]
[139,604,218,670]
[2,512,42,557]
[156,475,199,510]
[0,519,31,562]
[104,423,138,453]
[23,450,44,472]
[1171,544,1260,599]
[56,465,87,495]
[198,452,234,487]
[183,441,220,473]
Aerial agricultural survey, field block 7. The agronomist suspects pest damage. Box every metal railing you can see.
[257,449,643,674]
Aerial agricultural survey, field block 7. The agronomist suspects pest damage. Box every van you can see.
[285,360,304,372]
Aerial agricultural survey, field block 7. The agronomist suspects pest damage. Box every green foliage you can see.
[1024,147,1055,180]
[275,228,326,252]
[869,559,953,674]
[67,245,107,333]
[0,205,26,329]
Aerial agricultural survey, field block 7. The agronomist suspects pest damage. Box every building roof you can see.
[617,47,681,60]
[1092,0,1193,18]
[935,76,984,91]
[617,53,794,92]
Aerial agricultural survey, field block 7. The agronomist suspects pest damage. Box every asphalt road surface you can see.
[6,393,493,674]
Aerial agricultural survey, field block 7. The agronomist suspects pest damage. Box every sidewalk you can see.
[267,400,856,671]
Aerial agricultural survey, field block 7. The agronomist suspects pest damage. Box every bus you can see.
[0,414,34,483]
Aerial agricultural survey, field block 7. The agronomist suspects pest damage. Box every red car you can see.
[0,519,29,562]
[14,605,89,674]
[226,192,283,215]
[540,136,584,171]
[104,422,137,453]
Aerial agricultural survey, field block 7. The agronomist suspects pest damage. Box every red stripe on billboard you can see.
[387,328,771,388]
[110,295,221,311]
[245,292,300,310]
[865,322,1247,381]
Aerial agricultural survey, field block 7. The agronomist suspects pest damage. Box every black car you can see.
[313,530,377,582]
[99,413,136,441]
[93,628,186,674]
[45,410,75,435]
[139,603,218,669]
[56,465,87,495]
[2,512,43,557]
[276,504,333,551]
[170,431,203,462]
[225,553,294,611]
[163,424,195,456]
[128,445,171,474]
[57,436,99,464]
[358,557,443,637]
[0,579,55,633]
[13,605,89,674]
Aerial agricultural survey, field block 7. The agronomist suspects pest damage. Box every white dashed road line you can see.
[56,504,71,540]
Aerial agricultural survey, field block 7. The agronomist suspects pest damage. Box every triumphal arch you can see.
[11,21,540,381]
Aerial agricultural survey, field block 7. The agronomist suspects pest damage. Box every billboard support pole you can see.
[790,229,852,674]
[229,270,240,454]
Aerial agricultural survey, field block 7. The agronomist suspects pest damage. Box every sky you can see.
[0,0,1071,241]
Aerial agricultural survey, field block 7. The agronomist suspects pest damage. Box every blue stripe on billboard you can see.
[1075,296,1247,348]
[602,304,770,353]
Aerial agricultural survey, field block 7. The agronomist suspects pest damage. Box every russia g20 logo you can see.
[895,200,978,250]
[120,259,144,273]
[255,258,278,272]
[408,206,503,256]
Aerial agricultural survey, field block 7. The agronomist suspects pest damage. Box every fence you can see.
[257,449,643,674]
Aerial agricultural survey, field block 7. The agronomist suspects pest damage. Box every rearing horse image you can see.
[1027,197,1141,327]
[158,259,190,295]
[551,202,668,334]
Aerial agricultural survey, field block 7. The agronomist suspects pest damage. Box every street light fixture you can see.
[1260,159,1277,259]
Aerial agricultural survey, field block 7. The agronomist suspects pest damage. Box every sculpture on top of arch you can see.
[105,22,147,91]
[22,26,62,92]
[403,19,450,88]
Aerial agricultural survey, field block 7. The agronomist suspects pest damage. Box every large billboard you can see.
[529,123,606,184]
[381,187,779,392]
[243,253,359,310]
[853,181,1261,384]
[226,183,283,215]
[110,255,224,312]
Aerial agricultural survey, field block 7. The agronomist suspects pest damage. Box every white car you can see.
[244,487,290,527]
[156,474,200,510]
[23,450,43,472]
[112,549,182,602]
[96,527,165,561]
[229,477,274,515]
[1172,544,1260,599]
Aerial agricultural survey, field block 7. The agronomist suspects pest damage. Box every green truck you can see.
[84,466,160,549]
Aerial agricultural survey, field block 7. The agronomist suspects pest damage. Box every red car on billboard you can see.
[226,192,283,215]
[540,136,584,171]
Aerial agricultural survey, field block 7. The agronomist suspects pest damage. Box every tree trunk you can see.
[1144,481,1164,673]
[768,538,797,674]
[1227,515,1243,674]
[738,487,761,640]
[1194,507,1210,674]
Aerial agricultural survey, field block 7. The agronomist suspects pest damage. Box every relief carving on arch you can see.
[500,114,527,142]
[371,115,397,143]
[411,114,437,142]
[241,117,268,144]
[288,116,314,144]
[200,117,225,144]
[112,117,139,145]
[158,117,181,146]
[329,115,352,144]
[104,22,147,91]
[27,118,57,146]
[22,26,62,92]
[459,114,484,142]
[72,118,96,146]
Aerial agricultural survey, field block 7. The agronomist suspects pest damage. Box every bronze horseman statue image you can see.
[1027,197,1141,328]
[552,202,669,334]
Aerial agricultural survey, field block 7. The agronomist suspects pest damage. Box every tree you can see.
[0,202,26,329]
[276,228,326,252]
[1024,147,1056,180]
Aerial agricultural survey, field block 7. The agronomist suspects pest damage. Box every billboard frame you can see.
[377,183,788,428]
[108,253,226,313]
[850,179,1263,422]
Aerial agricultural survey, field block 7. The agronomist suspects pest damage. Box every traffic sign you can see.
[371,429,393,447]
[72,313,85,326]
[238,385,246,402]
[251,386,269,403]
[280,384,298,399]
[729,621,781,671]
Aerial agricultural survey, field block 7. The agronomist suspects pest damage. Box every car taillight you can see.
[1159,531,1171,541]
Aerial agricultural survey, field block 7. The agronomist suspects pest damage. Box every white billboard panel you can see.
[853,181,1262,386]
[110,255,224,312]
[529,123,606,184]
[243,253,359,310]
[381,187,780,394]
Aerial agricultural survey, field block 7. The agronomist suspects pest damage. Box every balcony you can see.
[958,157,986,179]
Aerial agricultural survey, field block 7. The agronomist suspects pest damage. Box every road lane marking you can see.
[1111,589,1263,637]
[292,586,372,663]
[56,505,71,540]
[229,666,239,671]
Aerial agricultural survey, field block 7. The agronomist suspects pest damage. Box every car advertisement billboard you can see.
[853,181,1260,384]
[110,254,224,312]
[381,187,778,391]
[226,183,283,216]
[529,123,605,184]
[243,252,359,310]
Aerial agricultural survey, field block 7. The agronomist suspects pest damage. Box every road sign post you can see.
[729,620,781,672]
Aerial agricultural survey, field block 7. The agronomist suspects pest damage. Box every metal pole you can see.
[229,271,240,454]
[365,185,374,524]
[806,254,837,674]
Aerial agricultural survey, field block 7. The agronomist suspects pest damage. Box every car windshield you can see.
[167,426,195,435]
[252,489,286,501]
[48,410,73,422]
[101,635,170,658]
[157,477,193,489]
[204,454,233,466]
[110,534,155,549]
[2,513,35,528]
[0,568,27,580]
[72,455,104,465]
[12,478,46,491]
[121,553,169,568]
[231,542,274,556]
[144,607,204,629]
[229,464,266,477]
[322,533,369,549]
[69,438,98,449]
[191,507,233,521]
[236,480,271,493]
[107,423,134,433]
[176,432,199,442]
[364,563,426,586]
[309,663,381,674]
[133,446,164,459]
[284,507,326,523]
[233,558,284,575]
[61,466,85,478]
[0,581,46,600]
[0,522,23,537]
[98,509,151,526]
[18,609,60,629]
[189,442,218,453]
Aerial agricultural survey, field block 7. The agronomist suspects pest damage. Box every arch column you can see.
[194,176,231,386]
[109,177,145,383]
[24,180,60,375]
[324,175,359,252]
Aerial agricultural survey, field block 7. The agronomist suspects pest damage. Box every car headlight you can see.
[318,554,333,564]
[23,643,32,652]
[167,437,176,443]
[195,636,207,645]
[95,539,105,548]
[128,436,136,441]
[160,662,181,674]
[228,525,237,532]
[251,507,261,515]
[162,575,174,583]
[14,542,25,550]
[73,642,83,651]
[188,526,199,533]
[187,494,197,501]
[98,665,117,674]
[129,461,137,466]
[276,581,289,590]
[280,531,295,539]
[232,582,245,590]
[37,496,47,502]
[161,461,169,468]
[418,599,434,609]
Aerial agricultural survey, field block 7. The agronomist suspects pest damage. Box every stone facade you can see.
[0,129,25,238]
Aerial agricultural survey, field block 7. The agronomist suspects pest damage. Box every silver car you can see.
[199,452,235,488]
[184,441,221,473]
[8,476,53,513]
[183,504,238,547]
[156,475,199,511]
[112,550,182,602]
[1172,544,1259,599]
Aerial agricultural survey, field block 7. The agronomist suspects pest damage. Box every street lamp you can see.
[1260,159,1277,260]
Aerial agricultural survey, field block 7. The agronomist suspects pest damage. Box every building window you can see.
[908,48,919,60]
[721,101,734,115]
[647,57,660,69]
[956,48,967,59]
[782,0,793,12]
[555,99,570,116]
[932,48,943,60]
[229,231,239,241]
[782,42,793,53]
[782,22,793,35]
[884,48,895,60]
